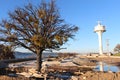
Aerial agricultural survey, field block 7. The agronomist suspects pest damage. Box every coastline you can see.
[1,53,120,80]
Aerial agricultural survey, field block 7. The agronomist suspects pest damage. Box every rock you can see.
[28,68,37,74]
[32,73,43,78]
[71,76,79,80]
[73,70,81,75]
[73,58,96,66]
[83,76,86,80]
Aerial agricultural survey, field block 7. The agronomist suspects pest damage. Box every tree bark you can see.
[36,49,43,72]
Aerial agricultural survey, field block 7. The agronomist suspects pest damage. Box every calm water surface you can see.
[95,62,120,72]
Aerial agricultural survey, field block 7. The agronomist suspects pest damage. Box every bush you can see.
[0,44,15,60]
[113,53,120,56]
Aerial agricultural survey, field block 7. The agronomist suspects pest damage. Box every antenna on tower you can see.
[106,39,110,56]
[97,21,101,25]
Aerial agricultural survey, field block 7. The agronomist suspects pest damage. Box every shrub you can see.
[113,53,120,56]
[0,44,15,60]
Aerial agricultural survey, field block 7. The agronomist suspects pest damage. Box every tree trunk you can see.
[36,49,43,72]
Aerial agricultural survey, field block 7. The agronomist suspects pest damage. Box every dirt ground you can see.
[74,71,120,80]
[0,75,30,80]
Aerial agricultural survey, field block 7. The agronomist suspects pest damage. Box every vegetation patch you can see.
[0,44,15,60]
[113,53,120,56]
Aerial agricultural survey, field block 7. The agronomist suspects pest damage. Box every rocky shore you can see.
[1,54,120,80]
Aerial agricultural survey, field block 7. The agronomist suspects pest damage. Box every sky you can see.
[0,0,120,53]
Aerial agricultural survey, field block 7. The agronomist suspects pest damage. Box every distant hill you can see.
[14,52,36,59]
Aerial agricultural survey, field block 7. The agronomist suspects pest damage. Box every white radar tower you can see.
[94,21,106,55]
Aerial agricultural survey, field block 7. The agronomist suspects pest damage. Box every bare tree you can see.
[0,0,78,72]
[114,44,120,53]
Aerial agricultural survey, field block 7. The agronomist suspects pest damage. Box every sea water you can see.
[14,52,58,59]
[95,62,120,72]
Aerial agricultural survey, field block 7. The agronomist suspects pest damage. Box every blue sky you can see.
[0,0,120,53]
